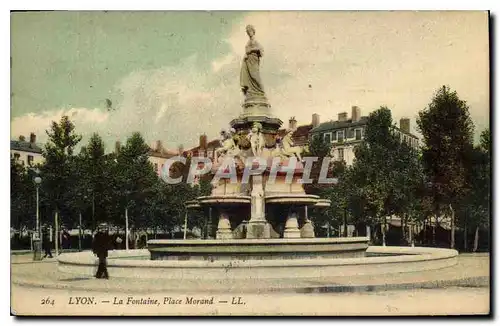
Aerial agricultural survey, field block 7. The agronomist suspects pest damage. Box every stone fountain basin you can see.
[148,237,369,261]
[191,194,330,207]
[265,194,320,205]
[197,195,251,205]
[57,245,458,281]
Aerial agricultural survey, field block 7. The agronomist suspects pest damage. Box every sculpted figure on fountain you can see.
[247,122,266,157]
[215,128,241,162]
[280,128,304,161]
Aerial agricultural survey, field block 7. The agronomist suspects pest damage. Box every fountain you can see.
[56,25,459,290]
[147,24,369,261]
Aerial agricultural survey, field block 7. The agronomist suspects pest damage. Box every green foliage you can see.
[41,115,82,226]
[110,132,158,229]
[303,134,333,195]
[305,131,352,234]
[417,86,476,248]
[70,133,113,229]
[343,106,424,244]
[10,158,37,230]
[463,128,490,230]
[350,107,400,220]
[417,85,474,207]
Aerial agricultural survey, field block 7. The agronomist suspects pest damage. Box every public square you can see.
[11,252,490,316]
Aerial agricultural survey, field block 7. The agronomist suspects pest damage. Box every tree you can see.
[69,133,114,230]
[111,132,158,232]
[303,133,333,196]
[417,86,474,249]
[464,128,490,251]
[41,115,82,229]
[165,154,213,236]
[10,158,38,231]
[303,134,338,235]
[389,137,425,244]
[349,107,401,244]
[320,161,352,237]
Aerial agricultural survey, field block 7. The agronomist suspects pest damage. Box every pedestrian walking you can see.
[92,223,111,279]
[41,225,53,259]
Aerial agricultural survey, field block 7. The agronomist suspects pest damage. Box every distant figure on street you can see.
[41,225,53,259]
[92,223,111,279]
[61,226,71,250]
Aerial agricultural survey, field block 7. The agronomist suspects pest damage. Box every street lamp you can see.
[33,175,42,261]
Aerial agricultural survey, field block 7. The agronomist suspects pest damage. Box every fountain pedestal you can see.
[300,206,315,238]
[246,175,269,239]
[284,211,301,239]
[216,210,233,240]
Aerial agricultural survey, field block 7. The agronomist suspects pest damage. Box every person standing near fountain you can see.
[240,25,266,100]
[92,223,111,279]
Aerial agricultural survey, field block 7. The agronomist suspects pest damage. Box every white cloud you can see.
[11,108,110,145]
[11,12,489,151]
[219,12,489,138]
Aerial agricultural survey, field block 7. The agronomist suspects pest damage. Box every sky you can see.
[10,11,489,151]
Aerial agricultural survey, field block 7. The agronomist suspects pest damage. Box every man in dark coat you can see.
[92,223,111,279]
[41,225,53,258]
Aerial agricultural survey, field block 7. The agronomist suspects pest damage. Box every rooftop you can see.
[311,117,419,139]
[148,148,178,159]
[10,140,43,154]
[310,117,369,133]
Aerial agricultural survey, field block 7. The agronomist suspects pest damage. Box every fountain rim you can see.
[147,236,369,246]
[189,194,330,207]
[56,246,458,269]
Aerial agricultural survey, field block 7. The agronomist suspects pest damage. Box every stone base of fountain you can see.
[246,221,270,239]
[56,246,460,284]
[147,237,369,261]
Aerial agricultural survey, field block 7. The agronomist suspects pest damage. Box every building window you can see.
[14,152,20,161]
[323,133,331,143]
[338,148,344,161]
[27,155,34,166]
[355,129,362,140]
[208,150,214,158]
[154,163,158,172]
[337,130,345,142]
[331,131,337,141]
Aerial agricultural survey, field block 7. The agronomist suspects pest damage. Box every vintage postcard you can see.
[10,10,490,316]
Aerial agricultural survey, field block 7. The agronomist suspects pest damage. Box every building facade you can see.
[10,133,44,167]
[147,141,180,176]
[310,106,419,166]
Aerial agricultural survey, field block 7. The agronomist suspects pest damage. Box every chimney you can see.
[338,112,348,122]
[351,106,361,122]
[155,140,163,152]
[18,135,26,142]
[312,113,320,128]
[178,144,184,155]
[199,134,208,149]
[288,116,297,130]
[400,118,410,133]
[115,141,121,154]
[29,132,36,143]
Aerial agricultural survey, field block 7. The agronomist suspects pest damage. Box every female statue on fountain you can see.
[240,25,266,99]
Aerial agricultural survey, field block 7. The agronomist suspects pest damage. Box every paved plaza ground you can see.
[10,252,490,316]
